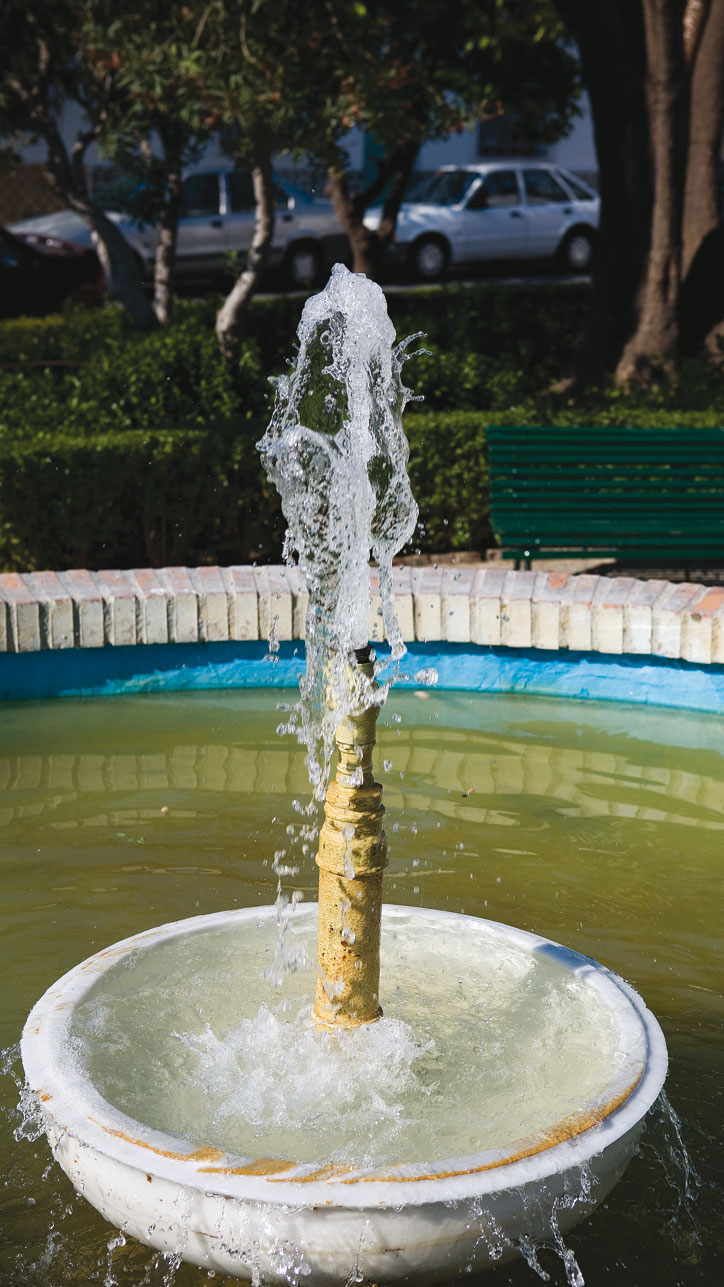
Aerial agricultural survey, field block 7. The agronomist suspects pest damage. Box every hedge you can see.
[0,411,494,571]
[0,285,591,440]
[4,286,724,570]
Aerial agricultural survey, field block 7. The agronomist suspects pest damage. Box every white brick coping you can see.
[2,566,724,667]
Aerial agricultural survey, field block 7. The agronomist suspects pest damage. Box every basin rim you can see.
[21,904,668,1210]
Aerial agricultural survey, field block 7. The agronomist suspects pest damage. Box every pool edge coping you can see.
[3,565,724,666]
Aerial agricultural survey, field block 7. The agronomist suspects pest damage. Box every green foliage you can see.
[4,283,724,570]
[0,420,284,572]
[0,303,264,440]
[406,412,491,552]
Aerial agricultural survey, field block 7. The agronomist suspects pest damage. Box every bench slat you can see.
[487,424,724,564]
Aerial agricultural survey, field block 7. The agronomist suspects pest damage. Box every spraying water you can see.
[257,263,421,798]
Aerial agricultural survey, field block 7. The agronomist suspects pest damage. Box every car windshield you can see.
[415,170,477,206]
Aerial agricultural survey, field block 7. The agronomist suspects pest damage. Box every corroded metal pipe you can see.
[313,654,387,1028]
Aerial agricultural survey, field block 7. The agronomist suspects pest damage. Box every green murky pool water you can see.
[1,688,722,1286]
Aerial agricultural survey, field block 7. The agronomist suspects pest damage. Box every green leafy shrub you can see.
[0,418,285,571]
[4,284,724,570]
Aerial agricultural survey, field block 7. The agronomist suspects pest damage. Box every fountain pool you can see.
[2,686,720,1285]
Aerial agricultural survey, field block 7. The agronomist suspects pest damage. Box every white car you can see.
[9,168,345,288]
[364,161,600,281]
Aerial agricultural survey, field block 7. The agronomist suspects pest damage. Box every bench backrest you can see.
[487,424,724,557]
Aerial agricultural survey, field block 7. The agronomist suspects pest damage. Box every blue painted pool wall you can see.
[3,640,724,715]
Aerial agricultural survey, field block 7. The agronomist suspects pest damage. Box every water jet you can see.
[17,266,670,1283]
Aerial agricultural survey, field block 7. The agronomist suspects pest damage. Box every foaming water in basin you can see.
[66,911,625,1167]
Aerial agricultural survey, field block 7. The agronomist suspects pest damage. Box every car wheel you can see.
[559,227,595,274]
[285,242,323,289]
[409,236,449,282]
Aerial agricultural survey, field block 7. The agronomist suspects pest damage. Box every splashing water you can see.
[258,264,422,798]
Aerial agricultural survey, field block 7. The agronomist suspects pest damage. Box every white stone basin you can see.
[21,906,667,1284]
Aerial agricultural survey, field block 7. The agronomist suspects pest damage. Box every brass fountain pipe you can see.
[313,651,387,1029]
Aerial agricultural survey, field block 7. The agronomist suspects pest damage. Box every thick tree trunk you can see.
[616,0,688,386]
[327,140,418,279]
[216,129,275,370]
[43,123,156,329]
[554,1,652,383]
[680,0,724,354]
[153,167,183,327]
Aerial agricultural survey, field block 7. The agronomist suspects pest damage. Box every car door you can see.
[457,170,527,262]
[175,173,225,276]
[223,172,298,265]
[521,168,575,258]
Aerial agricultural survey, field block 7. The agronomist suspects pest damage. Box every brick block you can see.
[410,567,442,642]
[284,566,308,640]
[681,585,724,664]
[622,579,671,655]
[590,577,636,655]
[441,566,475,642]
[711,598,724,664]
[470,568,506,646]
[652,582,700,658]
[367,569,384,643]
[560,574,599,651]
[191,566,230,643]
[94,569,137,646]
[501,570,535,648]
[391,566,415,641]
[28,571,73,649]
[221,566,258,640]
[58,569,104,648]
[0,572,41,652]
[156,567,198,644]
[532,572,568,650]
[128,569,169,645]
[255,567,293,642]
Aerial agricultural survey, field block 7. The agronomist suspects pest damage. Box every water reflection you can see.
[2,692,724,833]
[1,688,722,1285]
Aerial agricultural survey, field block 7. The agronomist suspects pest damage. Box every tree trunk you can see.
[153,166,183,327]
[680,0,724,354]
[554,1,652,384]
[216,128,275,371]
[43,122,156,329]
[616,0,688,386]
[326,140,418,279]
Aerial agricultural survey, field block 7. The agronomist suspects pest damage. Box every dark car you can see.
[0,227,104,317]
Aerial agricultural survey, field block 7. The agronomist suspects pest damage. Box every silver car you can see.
[364,161,599,281]
[9,167,345,288]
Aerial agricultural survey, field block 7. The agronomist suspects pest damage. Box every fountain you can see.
[19,266,668,1284]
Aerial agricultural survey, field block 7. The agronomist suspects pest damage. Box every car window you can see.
[523,169,570,204]
[228,171,255,212]
[228,173,291,212]
[181,173,220,217]
[467,170,519,210]
[420,170,477,206]
[555,170,596,201]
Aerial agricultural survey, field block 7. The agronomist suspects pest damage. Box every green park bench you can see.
[487,424,724,571]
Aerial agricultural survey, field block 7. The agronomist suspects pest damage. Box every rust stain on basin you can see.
[278,1163,355,1184]
[337,1076,642,1185]
[199,1158,297,1177]
[90,1119,225,1164]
